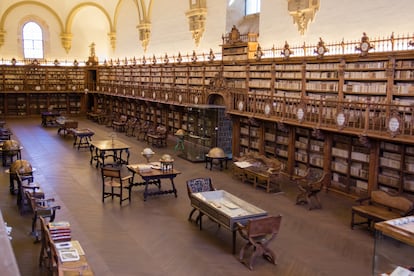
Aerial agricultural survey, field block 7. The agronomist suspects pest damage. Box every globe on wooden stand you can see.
[160,154,174,172]
[141,148,155,163]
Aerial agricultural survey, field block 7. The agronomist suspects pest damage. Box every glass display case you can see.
[373,218,414,276]
[178,105,232,162]
[190,190,268,230]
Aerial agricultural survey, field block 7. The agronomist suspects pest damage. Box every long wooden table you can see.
[89,140,130,167]
[41,111,60,127]
[56,118,78,136]
[127,164,180,201]
[189,190,268,254]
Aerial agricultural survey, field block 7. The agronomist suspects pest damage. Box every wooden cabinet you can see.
[239,117,261,155]
[248,63,273,94]
[274,63,303,98]
[377,141,414,194]
[330,135,371,196]
[263,121,289,169]
[393,58,414,105]
[342,59,388,103]
[179,106,230,162]
[304,61,339,99]
[222,42,249,62]
[174,64,188,89]
[223,64,247,89]
[1,66,25,91]
[161,65,174,87]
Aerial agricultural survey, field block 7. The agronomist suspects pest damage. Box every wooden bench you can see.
[351,190,414,230]
[233,152,282,193]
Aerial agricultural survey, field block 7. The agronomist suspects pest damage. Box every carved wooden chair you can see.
[295,168,330,210]
[136,121,150,141]
[25,190,60,241]
[237,215,282,270]
[38,216,53,271]
[101,165,133,205]
[124,117,138,137]
[16,172,43,215]
[112,114,128,132]
[186,177,215,223]
[147,125,168,147]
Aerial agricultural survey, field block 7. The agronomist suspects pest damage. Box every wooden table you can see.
[41,111,60,127]
[56,118,78,136]
[89,140,130,167]
[53,240,94,275]
[127,164,180,201]
[71,128,95,150]
[189,190,268,254]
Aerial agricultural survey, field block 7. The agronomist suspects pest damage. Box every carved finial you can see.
[255,44,263,61]
[191,50,197,63]
[208,48,215,62]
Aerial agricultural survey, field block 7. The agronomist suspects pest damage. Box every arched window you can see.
[22,22,44,59]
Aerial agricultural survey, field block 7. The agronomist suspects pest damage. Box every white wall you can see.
[260,0,414,49]
[0,0,413,61]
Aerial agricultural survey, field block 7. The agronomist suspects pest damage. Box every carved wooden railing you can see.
[95,84,207,107]
[228,90,414,142]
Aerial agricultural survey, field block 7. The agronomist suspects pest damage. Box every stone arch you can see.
[64,2,115,52]
[0,1,64,48]
[207,92,229,109]
[65,2,114,33]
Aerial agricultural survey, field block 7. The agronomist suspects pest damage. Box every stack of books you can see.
[48,221,71,242]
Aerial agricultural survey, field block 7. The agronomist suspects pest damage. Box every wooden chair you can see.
[147,125,168,147]
[101,165,133,205]
[112,114,127,132]
[25,190,61,241]
[237,215,282,270]
[136,121,150,141]
[186,177,215,223]
[124,117,138,137]
[39,216,53,271]
[295,168,330,210]
[16,172,44,215]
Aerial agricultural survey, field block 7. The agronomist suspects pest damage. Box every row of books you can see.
[48,221,71,242]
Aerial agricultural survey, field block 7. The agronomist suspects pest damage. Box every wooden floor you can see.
[0,117,373,276]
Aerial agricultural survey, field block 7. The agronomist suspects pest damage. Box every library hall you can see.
[1,1,414,275]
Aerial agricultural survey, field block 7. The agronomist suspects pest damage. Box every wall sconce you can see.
[185,0,207,47]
